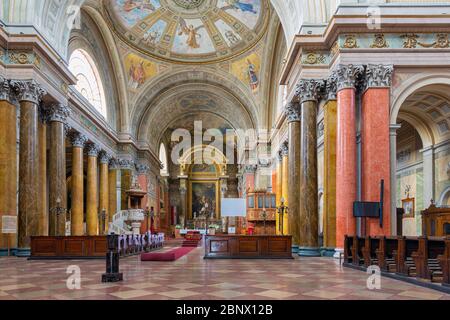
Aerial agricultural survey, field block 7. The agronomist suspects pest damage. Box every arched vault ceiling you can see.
[399,86,450,145]
[137,83,255,152]
[131,68,259,136]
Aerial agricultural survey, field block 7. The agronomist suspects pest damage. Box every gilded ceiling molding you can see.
[10,80,46,104]
[295,79,325,103]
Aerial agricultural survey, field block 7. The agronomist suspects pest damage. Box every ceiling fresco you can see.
[106,0,269,63]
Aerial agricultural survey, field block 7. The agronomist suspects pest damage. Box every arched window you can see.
[159,143,169,176]
[69,49,107,118]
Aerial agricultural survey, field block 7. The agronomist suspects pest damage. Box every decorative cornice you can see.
[283,102,301,123]
[86,143,101,157]
[70,132,88,148]
[10,80,46,104]
[325,72,338,101]
[335,64,365,91]
[136,163,150,175]
[364,64,394,89]
[295,79,325,103]
[47,103,71,123]
[0,76,12,102]
[99,151,112,164]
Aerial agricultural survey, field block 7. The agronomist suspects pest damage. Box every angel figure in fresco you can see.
[123,0,155,12]
[128,60,146,89]
[222,0,258,14]
[178,18,205,50]
[245,59,259,91]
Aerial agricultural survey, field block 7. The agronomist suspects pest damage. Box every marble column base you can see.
[333,248,344,259]
[15,248,31,257]
[320,247,336,257]
[0,248,18,257]
[298,247,321,257]
[291,245,299,254]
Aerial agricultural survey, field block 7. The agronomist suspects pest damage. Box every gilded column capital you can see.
[99,151,112,164]
[10,79,46,104]
[276,150,283,163]
[86,143,101,157]
[47,103,71,123]
[280,141,289,157]
[295,79,325,103]
[284,102,301,122]
[325,72,338,101]
[70,132,88,148]
[335,64,365,91]
[0,76,12,103]
[364,64,394,89]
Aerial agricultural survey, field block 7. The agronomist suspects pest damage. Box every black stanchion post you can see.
[102,233,123,282]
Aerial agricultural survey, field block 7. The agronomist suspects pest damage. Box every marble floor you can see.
[0,246,449,300]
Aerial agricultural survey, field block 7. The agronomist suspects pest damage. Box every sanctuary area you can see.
[0,0,450,301]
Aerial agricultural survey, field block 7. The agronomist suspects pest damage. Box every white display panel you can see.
[221,198,247,217]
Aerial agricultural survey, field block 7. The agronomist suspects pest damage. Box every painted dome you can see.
[105,0,269,63]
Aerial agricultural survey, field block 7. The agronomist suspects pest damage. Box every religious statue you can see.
[178,18,205,50]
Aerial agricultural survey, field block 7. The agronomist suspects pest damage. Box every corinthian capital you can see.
[0,76,12,102]
[284,102,301,122]
[365,64,394,89]
[335,64,365,91]
[10,79,46,104]
[109,158,120,170]
[86,143,101,157]
[99,151,112,164]
[136,163,150,175]
[47,103,71,123]
[70,132,88,148]
[295,79,325,103]
[325,72,338,101]
[280,141,289,157]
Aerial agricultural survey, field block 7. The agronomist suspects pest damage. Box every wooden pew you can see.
[344,235,354,264]
[411,236,446,282]
[376,236,399,272]
[362,237,380,267]
[394,237,419,276]
[352,236,366,267]
[438,236,450,286]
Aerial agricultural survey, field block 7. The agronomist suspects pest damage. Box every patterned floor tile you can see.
[109,290,154,299]
[303,290,348,299]
[397,290,444,300]
[208,290,247,299]
[255,290,298,299]
[158,289,201,299]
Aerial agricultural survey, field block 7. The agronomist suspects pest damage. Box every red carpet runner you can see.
[141,247,197,262]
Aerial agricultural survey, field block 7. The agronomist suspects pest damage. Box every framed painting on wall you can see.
[402,197,415,218]
[189,181,219,220]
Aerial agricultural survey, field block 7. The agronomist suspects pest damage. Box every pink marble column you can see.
[335,65,364,252]
[361,65,394,236]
